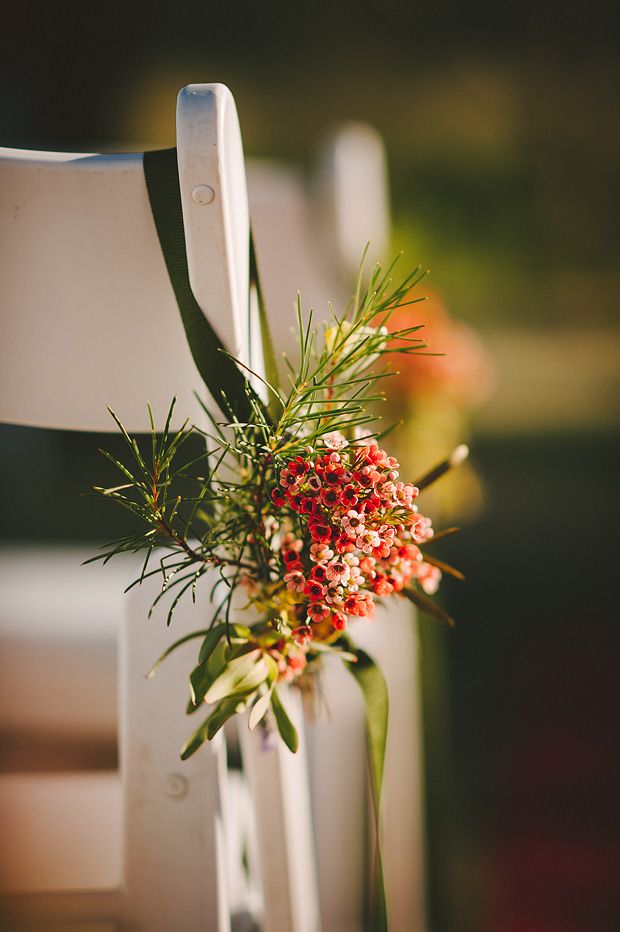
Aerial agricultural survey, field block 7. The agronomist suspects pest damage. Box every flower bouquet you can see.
[90,251,465,758]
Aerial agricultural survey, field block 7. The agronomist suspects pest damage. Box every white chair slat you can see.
[177,84,250,366]
[306,660,368,932]
[239,690,322,932]
[354,600,427,931]
[316,123,390,279]
[0,150,195,432]
[121,578,231,932]
[308,600,426,932]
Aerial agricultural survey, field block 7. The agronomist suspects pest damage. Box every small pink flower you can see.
[308,518,333,544]
[342,510,365,538]
[304,579,327,601]
[284,570,306,592]
[325,584,345,605]
[307,602,331,623]
[416,562,441,594]
[310,564,329,583]
[341,485,359,507]
[323,431,349,451]
[326,560,350,584]
[355,528,381,554]
[320,487,342,508]
[310,542,334,562]
[409,515,434,544]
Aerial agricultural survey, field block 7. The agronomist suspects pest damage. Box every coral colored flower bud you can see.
[271,488,286,507]
[293,625,313,645]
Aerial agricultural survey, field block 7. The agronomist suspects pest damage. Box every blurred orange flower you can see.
[390,290,494,409]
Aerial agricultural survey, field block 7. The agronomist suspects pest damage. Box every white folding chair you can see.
[0,82,319,932]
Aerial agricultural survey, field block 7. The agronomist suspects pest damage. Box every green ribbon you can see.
[344,640,390,931]
[142,147,253,422]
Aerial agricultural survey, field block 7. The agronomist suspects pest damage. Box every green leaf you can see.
[180,696,246,759]
[146,629,210,679]
[403,585,455,626]
[270,688,298,753]
[188,640,230,707]
[248,686,274,731]
[198,624,227,664]
[342,638,389,932]
[204,649,267,704]
[263,652,279,684]
[205,697,248,740]
[189,662,212,707]
[309,640,359,663]
[180,714,212,759]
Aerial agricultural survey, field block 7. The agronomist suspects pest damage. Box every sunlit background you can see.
[2,3,619,930]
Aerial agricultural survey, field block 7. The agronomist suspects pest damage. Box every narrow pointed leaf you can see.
[425,526,461,544]
[198,623,227,664]
[248,687,274,731]
[270,688,298,753]
[421,553,465,580]
[403,585,455,626]
[341,639,389,932]
[250,229,281,408]
[146,629,210,679]
[180,697,244,759]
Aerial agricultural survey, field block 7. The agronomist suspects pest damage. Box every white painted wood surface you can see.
[0,86,248,433]
[239,691,322,932]
[307,599,427,932]
[177,84,250,365]
[121,576,231,932]
[0,148,193,433]
[315,122,390,282]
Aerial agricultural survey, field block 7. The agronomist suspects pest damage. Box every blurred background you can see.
[1,2,619,930]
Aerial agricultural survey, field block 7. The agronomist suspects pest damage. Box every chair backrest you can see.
[0,83,248,433]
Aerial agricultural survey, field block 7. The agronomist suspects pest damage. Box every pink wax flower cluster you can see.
[271,439,442,637]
